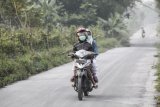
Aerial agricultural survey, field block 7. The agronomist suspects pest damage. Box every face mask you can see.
[79,35,86,41]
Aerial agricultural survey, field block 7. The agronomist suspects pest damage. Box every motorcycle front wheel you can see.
[83,77,89,96]
[78,77,83,101]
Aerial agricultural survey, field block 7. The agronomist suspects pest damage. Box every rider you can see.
[70,27,98,86]
[141,27,145,38]
[86,28,98,83]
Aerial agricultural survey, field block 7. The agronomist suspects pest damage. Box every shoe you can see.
[72,83,76,87]
[70,76,75,82]
[93,83,98,89]
[93,75,98,83]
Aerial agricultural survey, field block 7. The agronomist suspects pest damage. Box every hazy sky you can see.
[140,0,159,26]
[142,0,154,3]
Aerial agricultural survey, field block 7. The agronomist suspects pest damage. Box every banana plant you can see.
[99,12,128,39]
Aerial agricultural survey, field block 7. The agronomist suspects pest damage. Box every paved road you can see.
[0,24,159,107]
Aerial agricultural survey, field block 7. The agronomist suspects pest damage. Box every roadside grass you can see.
[0,26,129,88]
[156,60,160,107]
[0,47,71,87]
[155,43,160,107]
[0,37,120,88]
[97,37,119,52]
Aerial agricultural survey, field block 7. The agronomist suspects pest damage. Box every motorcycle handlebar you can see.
[68,52,96,59]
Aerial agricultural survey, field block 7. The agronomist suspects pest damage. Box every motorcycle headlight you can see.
[76,59,86,64]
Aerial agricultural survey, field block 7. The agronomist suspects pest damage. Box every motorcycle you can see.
[142,33,145,38]
[141,28,145,38]
[69,50,97,101]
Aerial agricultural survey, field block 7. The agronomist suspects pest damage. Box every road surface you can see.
[0,24,159,107]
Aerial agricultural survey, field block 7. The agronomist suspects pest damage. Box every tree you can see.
[0,0,27,27]
[57,0,138,26]
[99,12,128,39]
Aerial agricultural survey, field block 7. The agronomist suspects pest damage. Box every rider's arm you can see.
[92,40,99,56]
[87,42,94,52]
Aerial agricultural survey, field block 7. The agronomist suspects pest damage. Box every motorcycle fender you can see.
[77,70,84,78]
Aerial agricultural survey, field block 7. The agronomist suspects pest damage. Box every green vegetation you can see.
[155,0,160,106]
[0,0,137,87]
[155,45,160,107]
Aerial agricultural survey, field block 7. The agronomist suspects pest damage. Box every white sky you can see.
[142,0,154,3]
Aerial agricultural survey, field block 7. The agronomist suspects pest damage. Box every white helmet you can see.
[86,28,93,44]
[86,28,92,36]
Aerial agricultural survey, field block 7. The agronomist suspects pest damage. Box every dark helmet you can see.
[76,27,86,34]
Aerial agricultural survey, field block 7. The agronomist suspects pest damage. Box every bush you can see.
[97,37,119,52]
[0,25,121,88]
[0,58,18,77]
[155,44,160,107]
[119,36,130,47]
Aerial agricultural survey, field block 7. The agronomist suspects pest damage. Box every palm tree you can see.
[99,12,128,39]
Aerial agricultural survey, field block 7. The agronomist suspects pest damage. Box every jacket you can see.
[73,41,94,53]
